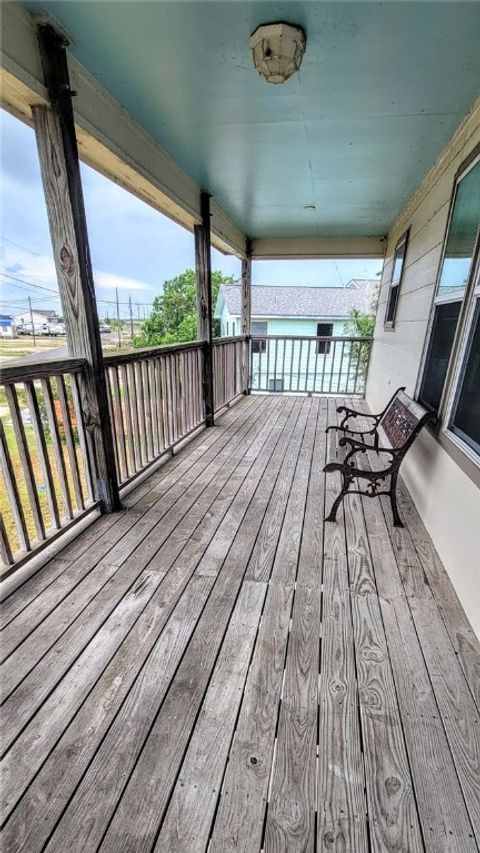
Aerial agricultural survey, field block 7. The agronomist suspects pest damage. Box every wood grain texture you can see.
[1,395,478,853]
[317,400,369,853]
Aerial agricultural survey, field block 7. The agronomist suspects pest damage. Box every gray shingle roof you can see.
[218,280,377,319]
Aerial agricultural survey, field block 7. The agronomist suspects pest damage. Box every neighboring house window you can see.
[316,322,333,354]
[252,322,267,353]
[232,321,236,335]
[419,154,480,417]
[226,321,229,336]
[268,378,284,392]
[385,229,409,328]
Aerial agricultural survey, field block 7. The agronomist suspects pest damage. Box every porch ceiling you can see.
[22,1,480,239]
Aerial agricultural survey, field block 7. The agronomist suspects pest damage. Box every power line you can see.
[0,271,59,295]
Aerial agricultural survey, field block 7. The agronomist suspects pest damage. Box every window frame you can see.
[251,321,268,354]
[316,322,333,354]
[384,228,410,329]
[416,147,480,465]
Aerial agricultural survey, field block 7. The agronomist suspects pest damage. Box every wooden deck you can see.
[1,394,479,853]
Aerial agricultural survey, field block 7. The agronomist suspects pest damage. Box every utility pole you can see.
[116,286,121,348]
[28,296,36,347]
[128,294,134,338]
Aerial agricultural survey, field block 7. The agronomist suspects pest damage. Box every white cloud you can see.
[0,241,154,297]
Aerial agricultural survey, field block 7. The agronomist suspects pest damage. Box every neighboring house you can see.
[215,279,377,392]
[13,309,60,332]
[0,314,16,338]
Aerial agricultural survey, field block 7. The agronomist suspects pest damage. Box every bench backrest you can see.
[377,390,432,450]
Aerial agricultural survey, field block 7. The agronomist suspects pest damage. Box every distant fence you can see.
[250,335,372,396]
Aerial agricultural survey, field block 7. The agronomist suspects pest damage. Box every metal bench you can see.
[324,388,436,527]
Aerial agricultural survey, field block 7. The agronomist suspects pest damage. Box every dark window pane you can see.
[438,159,480,300]
[385,284,399,324]
[252,321,267,353]
[316,322,333,354]
[419,301,461,412]
[451,302,480,453]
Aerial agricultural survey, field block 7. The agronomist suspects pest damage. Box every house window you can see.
[385,229,409,328]
[232,321,236,336]
[419,155,480,414]
[450,299,480,455]
[316,323,333,354]
[252,322,267,353]
[226,321,229,336]
[268,378,284,392]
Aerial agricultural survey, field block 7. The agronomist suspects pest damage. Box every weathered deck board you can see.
[1,394,479,853]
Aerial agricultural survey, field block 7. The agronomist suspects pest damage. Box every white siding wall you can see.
[366,99,480,636]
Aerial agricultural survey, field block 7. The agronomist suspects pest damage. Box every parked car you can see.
[98,324,111,333]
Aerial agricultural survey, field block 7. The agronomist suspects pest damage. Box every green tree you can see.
[342,289,379,381]
[134,268,235,347]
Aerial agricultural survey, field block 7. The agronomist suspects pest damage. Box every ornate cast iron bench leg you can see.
[324,467,352,523]
[389,469,403,528]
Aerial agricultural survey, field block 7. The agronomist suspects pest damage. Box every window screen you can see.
[316,323,333,354]
[419,156,479,414]
[451,300,480,453]
[419,301,461,411]
[437,160,480,301]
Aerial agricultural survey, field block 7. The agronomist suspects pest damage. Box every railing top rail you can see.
[0,356,87,384]
[250,334,373,343]
[103,338,204,367]
[213,335,248,345]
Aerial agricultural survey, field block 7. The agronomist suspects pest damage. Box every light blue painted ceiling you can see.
[24,1,480,239]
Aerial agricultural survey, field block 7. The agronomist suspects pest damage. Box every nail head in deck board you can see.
[39,400,301,852]
[263,401,327,852]
[0,398,281,752]
[1,396,478,853]
[317,399,369,853]
[1,406,286,851]
[209,402,317,853]
[153,579,267,853]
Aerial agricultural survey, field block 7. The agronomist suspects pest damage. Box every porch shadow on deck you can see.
[1,394,479,853]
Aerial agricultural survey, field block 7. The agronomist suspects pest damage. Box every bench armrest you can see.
[338,435,396,467]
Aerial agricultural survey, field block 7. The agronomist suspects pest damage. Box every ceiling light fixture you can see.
[250,22,306,84]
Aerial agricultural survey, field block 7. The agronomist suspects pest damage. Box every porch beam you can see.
[32,24,120,512]
[251,236,386,259]
[0,2,247,258]
[241,239,252,393]
[195,192,215,427]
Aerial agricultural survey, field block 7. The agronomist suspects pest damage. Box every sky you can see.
[0,108,381,322]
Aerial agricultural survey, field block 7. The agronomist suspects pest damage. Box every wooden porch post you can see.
[32,24,120,512]
[194,191,215,427]
[241,239,252,393]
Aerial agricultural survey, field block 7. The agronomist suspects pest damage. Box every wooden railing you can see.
[104,341,205,489]
[213,336,248,412]
[0,357,96,576]
[250,335,373,396]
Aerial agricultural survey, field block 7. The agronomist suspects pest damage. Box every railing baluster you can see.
[71,372,95,502]
[312,339,319,393]
[297,339,303,391]
[0,417,30,553]
[40,377,73,522]
[0,513,14,568]
[109,367,128,483]
[5,383,45,541]
[24,380,60,530]
[345,339,354,394]
[121,364,135,476]
[337,341,346,393]
[56,375,84,511]
[126,362,140,472]
[305,339,312,392]
[289,338,295,392]
[328,339,337,393]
